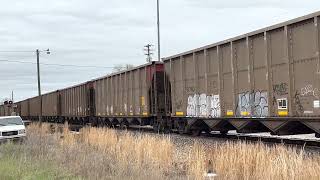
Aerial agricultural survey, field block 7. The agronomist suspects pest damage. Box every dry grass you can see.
[7,123,320,180]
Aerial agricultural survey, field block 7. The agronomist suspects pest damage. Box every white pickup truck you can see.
[0,116,26,142]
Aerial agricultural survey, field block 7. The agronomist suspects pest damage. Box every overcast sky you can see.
[0,0,320,102]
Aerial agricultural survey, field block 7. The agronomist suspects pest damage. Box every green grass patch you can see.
[0,143,81,180]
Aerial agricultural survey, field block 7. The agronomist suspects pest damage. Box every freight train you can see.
[4,11,320,137]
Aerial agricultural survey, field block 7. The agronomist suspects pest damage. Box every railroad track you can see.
[125,126,320,151]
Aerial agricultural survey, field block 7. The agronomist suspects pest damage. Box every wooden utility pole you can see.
[157,0,161,62]
[36,49,42,123]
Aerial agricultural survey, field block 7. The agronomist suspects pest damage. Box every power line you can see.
[0,50,35,53]
[0,59,116,69]
[144,44,153,62]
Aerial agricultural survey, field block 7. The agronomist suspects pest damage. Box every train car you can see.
[29,96,40,120]
[0,105,4,116]
[92,61,168,130]
[163,11,320,136]
[15,101,21,116]
[59,82,92,124]
[42,91,60,121]
[19,99,30,120]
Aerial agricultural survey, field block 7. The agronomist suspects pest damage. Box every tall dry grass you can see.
[21,123,320,180]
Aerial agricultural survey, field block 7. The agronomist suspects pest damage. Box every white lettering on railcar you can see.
[236,91,268,117]
[314,100,320,108]
[301,84,319,98]
[187,94,220,118]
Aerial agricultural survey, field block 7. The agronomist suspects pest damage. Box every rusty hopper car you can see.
[59,82,92,124]
[28,96,40,120]
[19,99,30,119]
[42,91,60,121]
[163,11,320,136]
[92,61,167,129]
[0,105,4,116]
[15,101,21,116]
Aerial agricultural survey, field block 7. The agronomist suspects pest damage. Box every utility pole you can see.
[11,91,13,102]
[157,0,161,62]
[36,49,42,123]
[36,49,50,124]
[144,44,153,62]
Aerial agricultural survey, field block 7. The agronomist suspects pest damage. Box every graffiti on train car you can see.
[301,84,319,98]
[187,94,220,117]
[294,91,304,115]
[124,104,127,114]
[273,83,288,96]
[185,87,196,94]
[129,105,133,115]
[236,90,268,117]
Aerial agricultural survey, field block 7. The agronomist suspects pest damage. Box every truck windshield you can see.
[0,117,24,126]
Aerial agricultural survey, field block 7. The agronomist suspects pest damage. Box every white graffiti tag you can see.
[210,95,221,117]
[187,94,221,118]
[301,84,319,98]
[236,91,268,117]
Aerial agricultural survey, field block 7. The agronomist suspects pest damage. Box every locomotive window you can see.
[277,98,288,110]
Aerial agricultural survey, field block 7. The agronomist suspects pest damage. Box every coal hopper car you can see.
[92,61,168,130]
[163,11,320,137]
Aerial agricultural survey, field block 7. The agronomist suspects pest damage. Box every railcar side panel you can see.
[0,105,4,116]
[94,62,163,119]
[60,84,88,118]
[42,91,59,117]
[221,44,234,117]
[20,99,29,118]
[29,96,40,117]
[164,12,320,121]
[290,18,320,117]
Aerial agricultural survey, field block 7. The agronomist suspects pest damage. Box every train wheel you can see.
[97,118,103,127]
[105,121,111,128]
[178,124,185,135]
[120,122,128,130]
[164,126,171,134]
[153,122,160,133]
[220,130,228,135]
[189,129,201,137]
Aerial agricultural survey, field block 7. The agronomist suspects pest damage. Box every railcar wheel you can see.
[105,121,112,128]
[220,130,228,135]
[153,122,160,133]
[164,126,171,134]
[190,129,201,137]
[120,122,128,130]
[178,125,185,135]
[97,118,104,127]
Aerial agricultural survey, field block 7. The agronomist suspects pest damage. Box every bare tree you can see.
[113,64,135,72]
[125,64,135,70]
[113,64,124,72]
